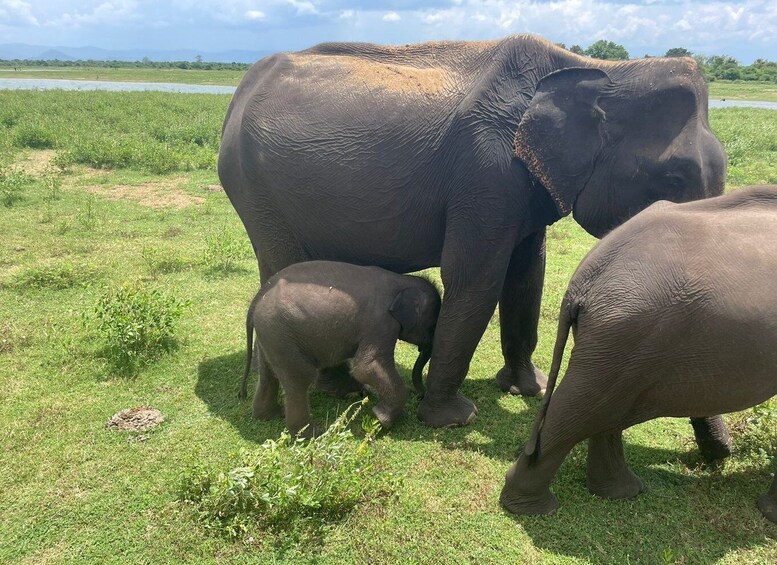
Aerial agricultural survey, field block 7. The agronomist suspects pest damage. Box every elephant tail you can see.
[524,295,578,461]
[239,292,262,400]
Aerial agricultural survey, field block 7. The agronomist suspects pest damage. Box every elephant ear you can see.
[515,67,611,216]
[389,287,421,331]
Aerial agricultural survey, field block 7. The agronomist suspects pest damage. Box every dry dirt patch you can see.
[11,150,57,176]
[106,406,165,432]
[85,178,205,209]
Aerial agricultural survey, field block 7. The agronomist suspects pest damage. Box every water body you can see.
[0,77,236,94]
[0,77,776,109]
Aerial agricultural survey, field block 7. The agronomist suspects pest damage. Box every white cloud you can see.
[382,11,401,22]
[287,0,317,16]
[0,0,38,25]
[245,9,265,20]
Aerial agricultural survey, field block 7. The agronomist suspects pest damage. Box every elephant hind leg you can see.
[251,347,283,421]
[266,352,321,439]
[586,431,643,499]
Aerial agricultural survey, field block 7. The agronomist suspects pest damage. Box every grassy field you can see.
[1,90,777,563]
[2,66,776,102]
[708,80,777,102]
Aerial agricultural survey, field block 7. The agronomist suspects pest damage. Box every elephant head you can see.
[515,59,726,238]
[389,280,441,398]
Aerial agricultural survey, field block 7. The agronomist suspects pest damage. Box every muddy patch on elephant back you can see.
[288,54,455,96]
[106,406,165,432]
[84,178,205,209]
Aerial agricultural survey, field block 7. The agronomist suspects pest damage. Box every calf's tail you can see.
[239,292,262,400]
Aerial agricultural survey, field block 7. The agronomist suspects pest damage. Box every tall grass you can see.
[0,91,230,173]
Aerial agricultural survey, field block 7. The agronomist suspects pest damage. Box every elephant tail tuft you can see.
[524,295,578,462]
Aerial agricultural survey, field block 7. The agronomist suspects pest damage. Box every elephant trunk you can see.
[412,347,432,399]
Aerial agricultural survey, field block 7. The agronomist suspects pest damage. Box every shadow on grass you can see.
[508,442,777,563]
[195,349,539,456]
[197,350,777,561]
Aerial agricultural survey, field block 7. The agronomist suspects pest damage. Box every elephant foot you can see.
[757,493,777,524]
[587,468,644,500]
[691,416,732,463]
[315,366,366,399]
[253,403,284,421]
[295,423,323,440]
[372,404,404,430]
[500,486,559,516]
[417,393,477,428]
[495,363,548,397]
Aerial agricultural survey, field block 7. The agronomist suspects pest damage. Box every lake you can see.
[0,77,775,109]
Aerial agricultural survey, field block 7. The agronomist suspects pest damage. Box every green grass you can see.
[708,80,777,102]
[1,92,776,563]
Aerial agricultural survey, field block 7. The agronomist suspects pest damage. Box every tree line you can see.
[1,41,774,82]
[557,40,776,82]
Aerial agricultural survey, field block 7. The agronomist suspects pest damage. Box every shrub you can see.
[91,281,188,366]
[13,124,55,149]
[0,168,31,207]
[141,246,191,276]
[179,400,394,542]
[10,262,97,291]
[202,226,253,273]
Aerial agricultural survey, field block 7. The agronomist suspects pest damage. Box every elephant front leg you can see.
[495,229,548,397]
[417,225,514,428]
[690,415,732,462]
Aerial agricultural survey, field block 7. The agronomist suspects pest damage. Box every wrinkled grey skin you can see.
[239,261,441,438]
[500,186,777,522]
[218,34,727,431]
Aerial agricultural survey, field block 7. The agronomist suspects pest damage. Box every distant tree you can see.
[195,54,203,63]
[569,44,585,55]
[665,47,692,58]
[141,56,151,65]
[555,42,566,50]
[585,40,629,60]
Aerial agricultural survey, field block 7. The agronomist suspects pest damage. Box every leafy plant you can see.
[202,226,252,273]
[179,399,396,542]
[76,195,99,231]
[141,245,191,276]
[10,262,96,291]
[0,168,32,207]
[12,124,55,149]
[90,280,188,366]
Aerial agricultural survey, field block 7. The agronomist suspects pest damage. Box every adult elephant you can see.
[218,34,728,436]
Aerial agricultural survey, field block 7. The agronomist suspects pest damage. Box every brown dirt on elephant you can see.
[84,178,205,209]
[288,54,456,96]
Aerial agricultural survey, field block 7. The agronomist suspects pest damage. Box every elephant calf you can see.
[240,260,441,437]
[500,186,777,523]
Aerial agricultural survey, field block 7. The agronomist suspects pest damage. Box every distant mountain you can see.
[0,43,271,64]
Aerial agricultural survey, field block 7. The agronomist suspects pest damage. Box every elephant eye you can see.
[664,173,685,189]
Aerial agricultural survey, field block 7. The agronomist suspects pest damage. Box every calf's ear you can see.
[514,67,611,217]
[389,288,421,331]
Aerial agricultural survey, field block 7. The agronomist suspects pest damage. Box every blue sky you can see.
[1,0,774,63]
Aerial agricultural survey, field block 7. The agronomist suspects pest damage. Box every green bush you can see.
[90,281,188,366]
[12,124,55,149]
[179,400,394,542]
[0,168,32,206]
[202,226,253,273]
[10,262,97,291]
